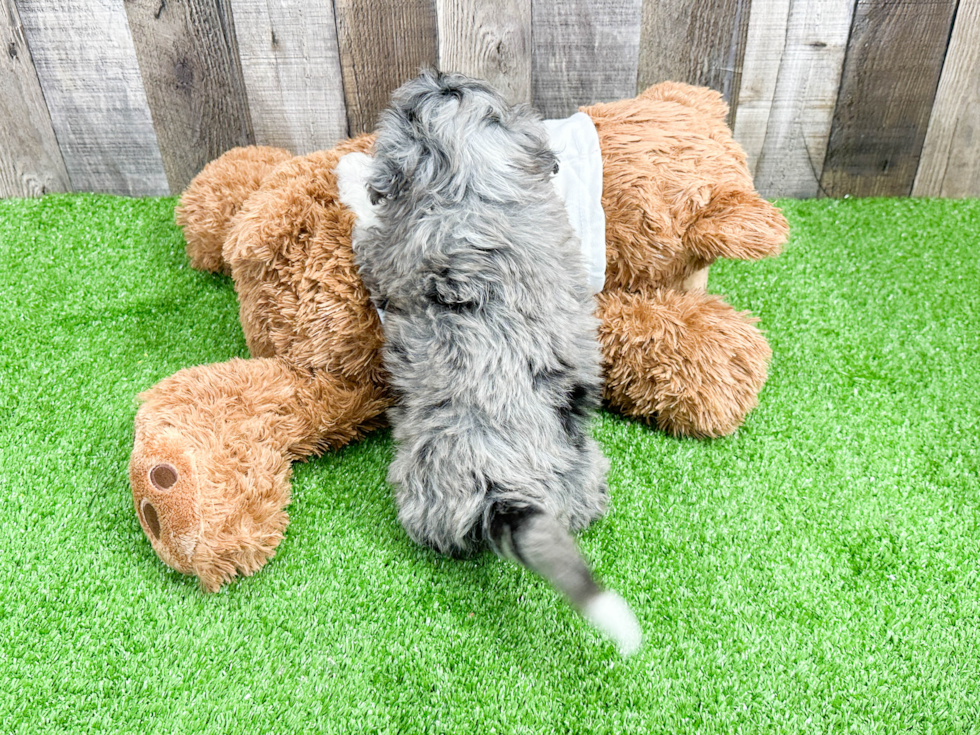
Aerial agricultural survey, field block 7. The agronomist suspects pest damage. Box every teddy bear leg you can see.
[130,356,388,591]
[175,146,293,275]
[597,288,772,438]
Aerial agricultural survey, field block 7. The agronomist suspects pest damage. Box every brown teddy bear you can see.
[129,82,788,591]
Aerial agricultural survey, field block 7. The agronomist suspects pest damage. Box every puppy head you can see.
[368,70,557,205]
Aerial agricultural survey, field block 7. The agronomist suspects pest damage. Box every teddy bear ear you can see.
[639,82,729,123]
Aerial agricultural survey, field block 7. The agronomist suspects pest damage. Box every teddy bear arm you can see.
[597,287,772,438]
[684,188,789,264]
[130,356,389,591]
[176,146,293,275]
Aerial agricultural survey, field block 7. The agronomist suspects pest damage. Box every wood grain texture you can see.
[820,0,957,198]
[913,0,980,198]
[732,0,790,177]
[334,0,437,135]
[17,0,168,196]
[532,0,643,118]
[231,0,347,154]
[733,0,854,198]
[436,0,531,105]
[126,0,254,194]
[638,0,750,126]
[0,0,69,197]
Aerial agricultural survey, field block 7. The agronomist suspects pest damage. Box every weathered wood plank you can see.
[532,0,643,118]
[913,0,980,198]
[637,0,750,127]
[17,0,168,196]
[0,0,69,197]
[334,0,438,135]
[231,0,347,154]
[125,0,254,194]
[436,0,531,105]
[733,0,854,198]
[731,0,789,178]
[820,0,957,198]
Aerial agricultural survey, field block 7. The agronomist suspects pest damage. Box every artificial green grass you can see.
[1,194,978,733]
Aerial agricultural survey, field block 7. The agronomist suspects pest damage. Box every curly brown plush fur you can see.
[177,146,293,275]
[583,82,787,436]
[131,82,787,590]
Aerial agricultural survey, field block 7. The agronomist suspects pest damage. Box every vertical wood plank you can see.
[231,0,348,154]
[0,0,69,197]
[733,0,855,198]
[637,0,750,127]
[17,0,168,196]
[731,0,790,177]
[334,0,437,135]
[820,0,957,198]
[913,0,980,198]
[125,0,254,194]
[532,0,643,118]
[436,0,531,105]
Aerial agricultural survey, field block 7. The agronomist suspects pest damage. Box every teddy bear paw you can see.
[129,441,202,578]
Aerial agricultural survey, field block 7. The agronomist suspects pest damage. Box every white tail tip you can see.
[582,591,642,656]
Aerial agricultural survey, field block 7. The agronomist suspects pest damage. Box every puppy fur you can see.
[355,70,640,655]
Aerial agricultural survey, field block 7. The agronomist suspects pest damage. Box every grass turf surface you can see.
[1,194,978,733]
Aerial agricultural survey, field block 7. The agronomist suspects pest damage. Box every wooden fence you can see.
[2,0,978,199]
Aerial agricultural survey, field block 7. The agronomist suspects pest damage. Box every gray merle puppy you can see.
[354,70,640,655]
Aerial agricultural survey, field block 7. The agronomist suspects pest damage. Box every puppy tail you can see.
[486,500,642,656]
